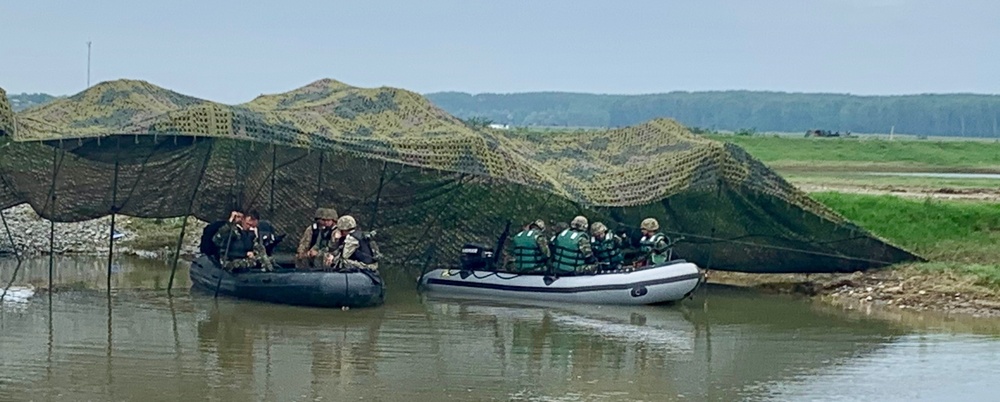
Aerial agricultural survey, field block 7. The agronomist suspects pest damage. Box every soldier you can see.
[638,218,671,266]
[212,209,273,271]
[550,216,597,275]
[548,221,569,256]
[510,219,550,273]
[295,207,339,268]
[590,222,624,272]
[325,215,379,271]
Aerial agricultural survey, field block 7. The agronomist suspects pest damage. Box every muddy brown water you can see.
[2,256,999,401]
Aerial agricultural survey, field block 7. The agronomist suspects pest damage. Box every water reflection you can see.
[1,257,1000,401]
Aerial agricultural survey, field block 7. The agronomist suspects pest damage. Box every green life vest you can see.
[552,229,587,274]
[639,233,669,265]
[591,234,623,267]
[511,229,547,271]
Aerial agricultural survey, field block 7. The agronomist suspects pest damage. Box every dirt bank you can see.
[796,184,1000,201]
[709,267,1000,318]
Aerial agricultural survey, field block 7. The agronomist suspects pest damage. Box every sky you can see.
[2,0,999,103]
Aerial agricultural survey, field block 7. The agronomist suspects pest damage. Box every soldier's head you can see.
[337,215,357,233]
[590,222,608,238]
[553,221,569,234]
[528,219,545,231]
[228,210,245,224]
[244,209,261,229]
[570,216,588,231]
[640,217,659,235]
[315,207,339,228]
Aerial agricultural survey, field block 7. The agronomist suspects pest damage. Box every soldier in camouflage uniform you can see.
[550,216,597,275]
[212,209,274,272]
[325,215,380,271]
[637,218,671,267]
[295,207,339,269]
[590,222,624,272]
[509,219,550,273]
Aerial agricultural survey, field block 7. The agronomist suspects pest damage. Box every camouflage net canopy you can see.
[0,79,919,273]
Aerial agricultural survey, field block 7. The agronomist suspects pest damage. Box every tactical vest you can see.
[308,223,334,249]
[639,233,668,265]
[551,229,587,274]
[222,227,255,260]
[512,229,547,271]
[591,235,623,267]
[348,231,376,264]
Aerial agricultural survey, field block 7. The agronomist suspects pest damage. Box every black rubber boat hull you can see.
[190,255,385,308]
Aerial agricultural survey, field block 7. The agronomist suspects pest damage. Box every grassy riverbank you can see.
[709,135,1000,173]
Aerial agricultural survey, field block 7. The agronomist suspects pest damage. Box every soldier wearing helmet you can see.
[295,207,339,268]
[324,215,379,271]
[638,217,671,266]
[550,216,597,275]
[590,222,624,271]
[509,219,550,273]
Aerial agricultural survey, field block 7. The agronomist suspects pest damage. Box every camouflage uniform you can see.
[295,208,339,269]
[638,218,671,266]
[328,216,380,271]
[213,222,273,271]
[510,220,550,273]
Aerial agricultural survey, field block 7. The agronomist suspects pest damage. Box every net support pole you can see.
[314,152,324,208]
[168,141,214,293]
[368,162,388,229]
[106,141,120,296]
[0,209,20,263]
[269,144,276,217]
[46,146,60,297]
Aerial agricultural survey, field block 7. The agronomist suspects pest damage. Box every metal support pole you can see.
[106,141,120,296]
[269,145,276,217]
[168,141,214,293]
[46,147,61,297]
[368,161,388,229]
[0,209,20,263]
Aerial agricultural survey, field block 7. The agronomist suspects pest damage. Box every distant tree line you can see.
[8,93,60,112]
[426,91,1000,137]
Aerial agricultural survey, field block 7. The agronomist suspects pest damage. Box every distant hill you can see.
[14,90,1000,137]
[9,93,60,112]
[426,91,1000,137]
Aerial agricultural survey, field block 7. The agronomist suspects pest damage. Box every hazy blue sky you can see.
[2,0,998,103]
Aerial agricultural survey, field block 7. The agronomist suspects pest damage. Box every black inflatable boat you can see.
[189,254,385,308]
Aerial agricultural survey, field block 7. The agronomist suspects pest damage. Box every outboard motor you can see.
[460,243,495,271]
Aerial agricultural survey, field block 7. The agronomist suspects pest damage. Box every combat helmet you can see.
[640,218,659,231]
[570,216,589,231]
[590,222,608,236]
[337,215,357,231]
[315,207,339,220]
[529,219,546,230]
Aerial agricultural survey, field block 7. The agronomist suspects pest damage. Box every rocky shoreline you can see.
[0,204,201,259]
[709,268,1000,319]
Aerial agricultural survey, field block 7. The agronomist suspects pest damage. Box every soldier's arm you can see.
[536,236,551,259]
[342,236,359,260]
[578,237,594,257]
[296,226,312,255]
[212,223,234,248]
[653,237,670,253]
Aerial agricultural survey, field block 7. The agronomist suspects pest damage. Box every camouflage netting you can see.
[0,79,919,273]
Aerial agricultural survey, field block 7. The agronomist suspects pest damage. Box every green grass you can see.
[120,217,192,251]
[813,192,1000,264]
[708,135,1000,172]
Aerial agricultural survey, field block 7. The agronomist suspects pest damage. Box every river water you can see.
[2,256,999,402]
